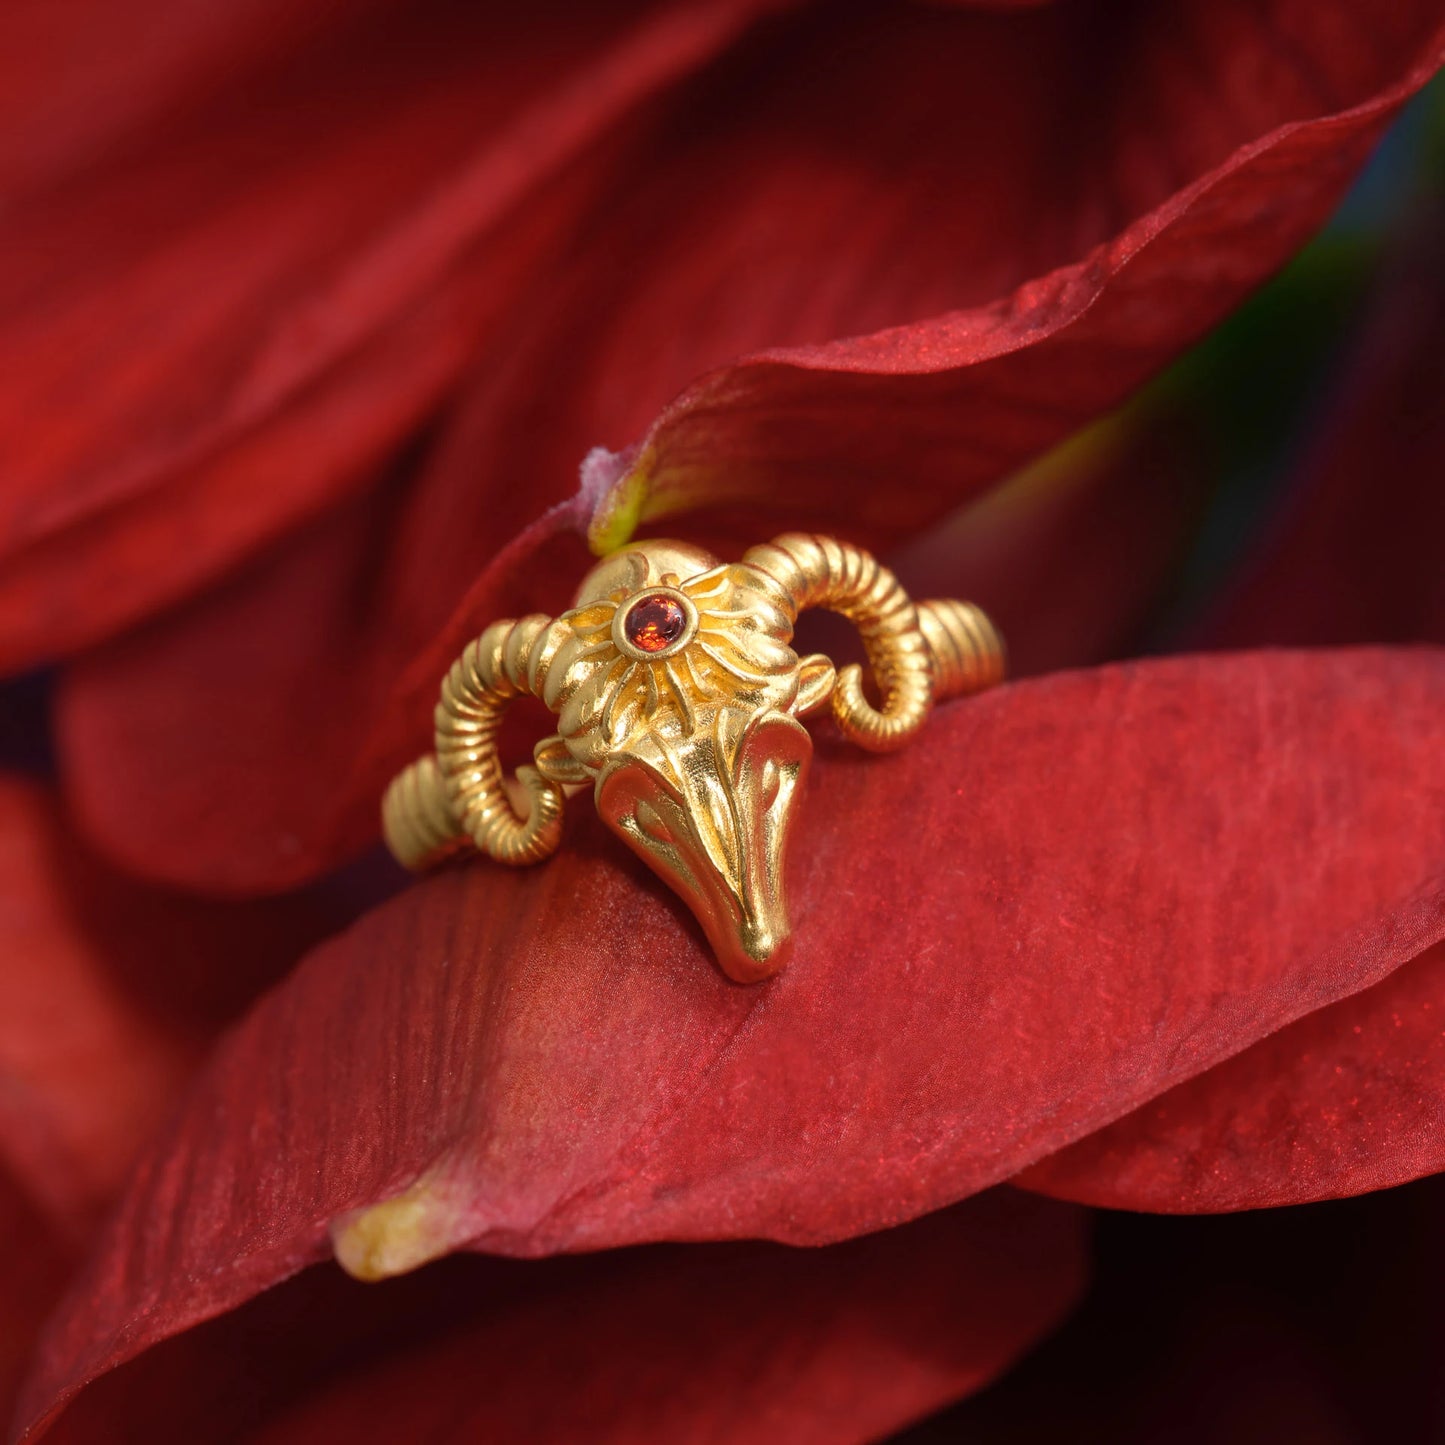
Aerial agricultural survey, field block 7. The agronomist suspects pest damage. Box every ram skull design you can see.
[383,534,1004,982]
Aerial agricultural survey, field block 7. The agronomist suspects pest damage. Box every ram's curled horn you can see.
[380,754,461,871]
[382,613,573,870]
[916,597,1007,698]
[742,534,935,751]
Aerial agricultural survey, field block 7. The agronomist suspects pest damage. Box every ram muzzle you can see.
[597,710,811,983]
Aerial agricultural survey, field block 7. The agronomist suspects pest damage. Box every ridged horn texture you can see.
[436,614,572,865]
[743,534,933,752]
[382,614,571,871]
[381,754,466,870]
[917,599,1007,700]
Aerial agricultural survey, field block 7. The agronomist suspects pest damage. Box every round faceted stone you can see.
[624,594,688,653]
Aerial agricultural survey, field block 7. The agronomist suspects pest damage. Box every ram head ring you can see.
[383,534,1004,983]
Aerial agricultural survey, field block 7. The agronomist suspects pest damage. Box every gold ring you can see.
[383,534,1005,982]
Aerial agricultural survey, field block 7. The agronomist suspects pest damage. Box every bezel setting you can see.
[613,588,698,661]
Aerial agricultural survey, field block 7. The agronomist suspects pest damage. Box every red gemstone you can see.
[625,595,687,653]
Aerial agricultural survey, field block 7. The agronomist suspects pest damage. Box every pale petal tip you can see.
[330,1177,455,1283]
[580,443,649,555]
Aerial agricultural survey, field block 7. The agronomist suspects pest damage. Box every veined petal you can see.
[18,648,1445,1435]
[0,0,787,671]
[573,2,1445,547]
[0,1175,68,1431]
[52,1,1445,892]
[26,1195,1087,1444]
[1016,939,1445,1212]
[0,780,189,1228]
[1195,205,1445,651]
[0,776,362,1227]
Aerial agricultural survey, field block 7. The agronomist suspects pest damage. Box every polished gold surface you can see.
[383,533,1006,982]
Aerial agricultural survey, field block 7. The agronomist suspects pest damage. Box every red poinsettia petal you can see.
[0,772,364,1428]
[890,399,1213,679]
[1014,938,1445,1213]
[0,779,190,1226]
[57,493,594,893]
[1196,208,1445,652]
[57,387,1208,893]
[578,5,1445,549]
[0,0,333,200]
[0,0,782,672]
[0,775,363,1229]
[1027,231,1445,1242]
[53,2,1445,892]
[0,1175,70,1432]
[20,649,1445,1435]
[36,1193,1085,1445]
